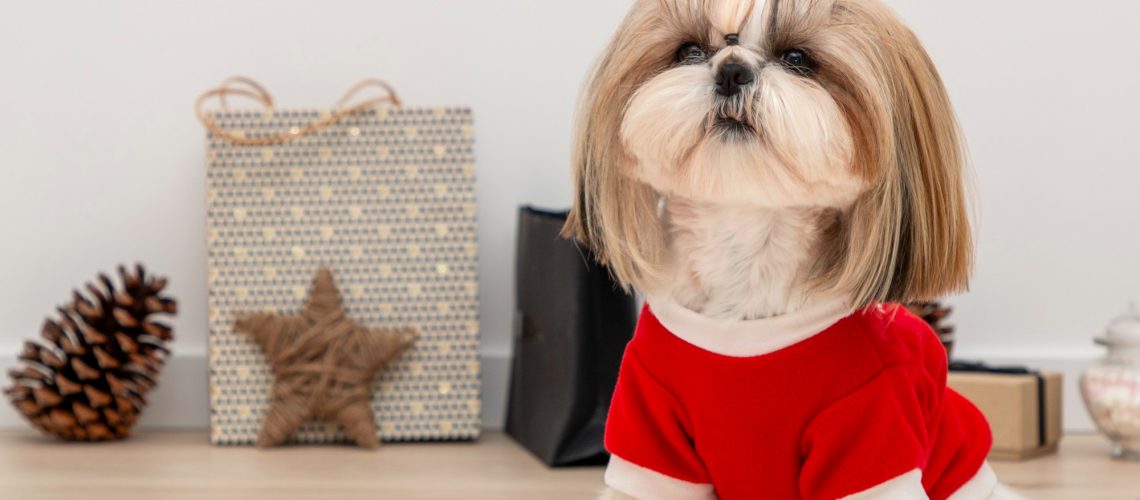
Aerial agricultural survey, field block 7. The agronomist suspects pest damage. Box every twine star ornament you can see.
[235,267,415,448]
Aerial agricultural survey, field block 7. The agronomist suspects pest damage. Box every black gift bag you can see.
[506,207,637,467]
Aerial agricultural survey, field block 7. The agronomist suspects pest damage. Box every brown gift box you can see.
[948,370,1063,460]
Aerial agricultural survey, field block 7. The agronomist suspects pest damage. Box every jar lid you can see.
[1099,297,1140,346]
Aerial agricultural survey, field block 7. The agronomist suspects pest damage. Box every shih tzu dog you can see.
[565,0,1020,498]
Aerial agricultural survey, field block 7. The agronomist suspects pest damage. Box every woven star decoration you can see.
[235,267,415,448]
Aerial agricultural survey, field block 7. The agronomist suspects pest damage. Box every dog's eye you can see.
[676,43,709,65]
[780,49,813,72]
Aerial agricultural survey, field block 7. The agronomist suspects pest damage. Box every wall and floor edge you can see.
[0,348,1100,436]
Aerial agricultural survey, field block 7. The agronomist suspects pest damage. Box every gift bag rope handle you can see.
[195,76,402,146]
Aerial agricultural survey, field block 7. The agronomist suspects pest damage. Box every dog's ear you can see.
[837,20,972,307]
[563,2,671,291]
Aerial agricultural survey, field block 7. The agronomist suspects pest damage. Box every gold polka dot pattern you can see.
[205,106,481,445]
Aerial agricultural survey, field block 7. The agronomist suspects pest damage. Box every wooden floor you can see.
[0,431,1137,499]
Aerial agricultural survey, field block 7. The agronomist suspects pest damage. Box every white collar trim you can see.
[646,295,855,358]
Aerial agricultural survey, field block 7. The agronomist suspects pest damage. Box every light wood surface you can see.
[0,431,1137,499]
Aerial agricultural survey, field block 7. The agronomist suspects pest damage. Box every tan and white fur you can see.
[564,0,1014,498]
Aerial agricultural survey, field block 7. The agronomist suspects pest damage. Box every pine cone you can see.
[4,264,176,441]
[906,301,955,361]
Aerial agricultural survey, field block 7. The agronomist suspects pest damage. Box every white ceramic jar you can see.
[1081,298,1140,459]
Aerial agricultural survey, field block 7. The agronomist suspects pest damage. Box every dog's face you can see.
[621,0,865,208]
[567,0,972,305]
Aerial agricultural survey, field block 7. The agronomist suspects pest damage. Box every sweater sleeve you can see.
[799,364,936,500]
[604,350,714,500]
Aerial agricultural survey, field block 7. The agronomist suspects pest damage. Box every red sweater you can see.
[604,299,993,500]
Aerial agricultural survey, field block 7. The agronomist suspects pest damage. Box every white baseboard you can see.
[0,349,1098,433]
[0,351,514,432]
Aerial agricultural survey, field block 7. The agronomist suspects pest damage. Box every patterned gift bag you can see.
[197,77,481,445]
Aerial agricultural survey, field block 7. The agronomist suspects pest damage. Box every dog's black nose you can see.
[715,63,754,97]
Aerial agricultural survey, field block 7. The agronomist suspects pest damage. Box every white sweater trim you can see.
[646,295,854,358]
[607,458,1007,499]
[605,454,716,500]
[840,462,1003,500]
[840,469,927,499]
[948,462,1001,500]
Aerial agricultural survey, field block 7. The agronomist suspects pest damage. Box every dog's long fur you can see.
[565,0,971,318]
[566,0,975,497]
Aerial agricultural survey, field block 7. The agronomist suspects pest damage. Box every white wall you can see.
[1,0,1138,432]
